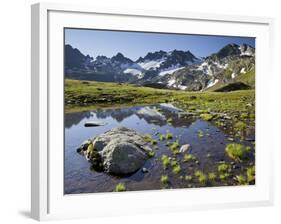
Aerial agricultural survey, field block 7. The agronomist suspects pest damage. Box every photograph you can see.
[64,28,256,194]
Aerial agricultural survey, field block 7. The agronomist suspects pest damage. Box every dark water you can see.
[64,104,254,194]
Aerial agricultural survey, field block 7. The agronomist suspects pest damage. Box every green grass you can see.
[165,132,173,140]
[143,134,153,142]
[246,165,255,183]
[172,164,181,174]
[185,175,193,181]
[169,140,180,155]
[235,175,248,185]
[65,80,255,129]
[150,139,157,145]
[235,69,255,88]
[161,175,169,184]
[161,155,170,169]
[217,162,231,174]
[200,113,214,121]
[195,171,207,186]
[147,151,155,158]
[183,154,196,162]
[159,134,165,141]
[115,183,126,192]
[208,172,217,182]
[225,143,247,162]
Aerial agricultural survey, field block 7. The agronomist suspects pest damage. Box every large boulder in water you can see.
[77,127,154,175]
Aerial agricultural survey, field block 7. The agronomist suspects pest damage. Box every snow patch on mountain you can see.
[123,68,143,78]
[159,65,185,76]
[206,79,219,88]
[138,59,165,70]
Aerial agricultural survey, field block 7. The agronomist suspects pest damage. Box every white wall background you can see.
[0,0,279,223]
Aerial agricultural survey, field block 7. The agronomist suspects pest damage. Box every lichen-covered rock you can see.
[101,139,148,174]
[77,127,154,175]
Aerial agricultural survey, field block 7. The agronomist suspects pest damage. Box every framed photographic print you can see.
[31,2,274,221]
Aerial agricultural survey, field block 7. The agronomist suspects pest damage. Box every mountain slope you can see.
[64,43,255,91]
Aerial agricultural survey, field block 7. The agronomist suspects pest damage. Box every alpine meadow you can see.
[64,28,255,194]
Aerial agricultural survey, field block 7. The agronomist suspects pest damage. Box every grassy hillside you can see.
[206,69,255,92]
[65,79,255,127]
[234,69,255,88]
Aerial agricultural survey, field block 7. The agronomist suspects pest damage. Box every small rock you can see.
[179,144,191,153]
[141,167,148,173]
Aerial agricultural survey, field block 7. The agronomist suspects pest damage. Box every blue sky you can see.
[65,28,255,60]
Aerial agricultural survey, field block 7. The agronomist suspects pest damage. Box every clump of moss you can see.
[170,140,180,155]
[183,154,196,162]
[150,139,157,145]
[208,172,217,182]
[161,154,170,169]
[147,151,155,158]
[235,175,248,185]
[161,175,169,184]
[234,121,247,131]
[246,165,255,183]
[115,183,126,192]
[166,132,173,140]
[195,170,207,186]
[217,162,231,174]
[172,164,181,174]
[159,134,165,141]
[185,175,193,181]
[143,134,153,142]
[225,143,247,162]
[200,113,214,121]
[217,162,231,181]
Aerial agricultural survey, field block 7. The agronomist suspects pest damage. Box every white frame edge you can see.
[31,2,275,221]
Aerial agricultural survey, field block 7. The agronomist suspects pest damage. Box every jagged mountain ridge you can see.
[64,43,255,91]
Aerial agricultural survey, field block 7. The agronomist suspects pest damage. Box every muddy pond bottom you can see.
[64,104,255,194]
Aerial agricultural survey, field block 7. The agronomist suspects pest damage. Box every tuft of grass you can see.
[208,172,217,182]
[161,155,170,169]
[225,143,247,162]
[195,171,207,186]
[166,132,173,140]
[170,140,180,155]
[172,164,181,174]
[147,151,155,158]
[143,134,153,142]
[185,175,193,181]
[234,121,247,132]
[115,183,126,192]
[235,175,248,185]
[183,154,196,162]
[200,113,214,121]
[217,162,231,174]
[246,165,255,183]
[219,173,229,180]
[150,139,157,145]
[161,175,169,184]
[159,134,165,141]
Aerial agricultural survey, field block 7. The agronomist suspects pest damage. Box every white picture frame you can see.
[31,2,274,221]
